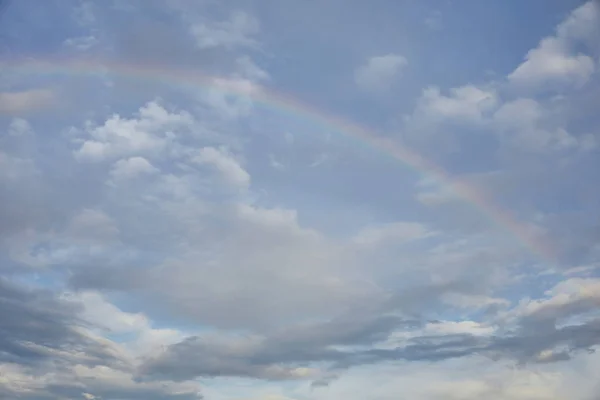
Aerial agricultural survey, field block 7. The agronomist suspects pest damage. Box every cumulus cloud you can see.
[410,85,498,124]
[493,98,584,152]
[355,54,408,92]
[509,1,599,90]
[74,101,193,162]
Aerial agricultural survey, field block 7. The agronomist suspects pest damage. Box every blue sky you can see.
[1,1,600,399]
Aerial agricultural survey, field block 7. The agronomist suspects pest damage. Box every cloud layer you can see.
[1,1,600,399]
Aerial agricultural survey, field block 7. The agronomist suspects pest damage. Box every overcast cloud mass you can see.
[1,1,600,399]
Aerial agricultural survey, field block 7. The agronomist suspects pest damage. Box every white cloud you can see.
[74,101,193,162]
[109,156,159,181]
[493,98,587,152]
[508,1,599,90]
[411,85,498,123]
[354,54,408,92]
[192,146,251,189]
[499,277,600,326]
[509,37,595,89]
[236,56,270,81]
[65,291,185,356]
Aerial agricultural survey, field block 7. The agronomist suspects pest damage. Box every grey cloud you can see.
[0,89,55,115]
[0,279,203,399]
[19,383,202,400]
[0,278,116,367]
[139,289,600,382]
[139,315,419,381]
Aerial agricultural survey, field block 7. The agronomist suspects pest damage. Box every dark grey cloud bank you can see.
[0,278,112,367]
[0,279,202,399]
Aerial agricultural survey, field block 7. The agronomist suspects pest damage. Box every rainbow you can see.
[2,57,556,263]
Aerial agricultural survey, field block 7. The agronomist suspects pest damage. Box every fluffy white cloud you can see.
[410,85,498,123]
[509,1,599,90]
[74,101,193,162]
[509,37,595,89]
[355,54,408,92]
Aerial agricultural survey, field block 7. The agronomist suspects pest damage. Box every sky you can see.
[1,0,600,399]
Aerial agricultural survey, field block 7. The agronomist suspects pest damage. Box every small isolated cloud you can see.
[0,89,55,115]
[354,54,408,92]
[63,35,98,51]
[269,154,285,171]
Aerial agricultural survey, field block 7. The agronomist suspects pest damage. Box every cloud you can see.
[0,278,114,367]
[354,54,408,92]
[0,280,201,399]
[139,315,416,382]
[109,156,159,181]
[73,101,194,162]
[139,275,600,382]
[236,56,270,82]
[410,85,498,123]
[189,10,260,50]
[0,89,55,115]
[508,1,599,90]
[192,146,250,189]
[2,1,600,398]
[493,98,586,152]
